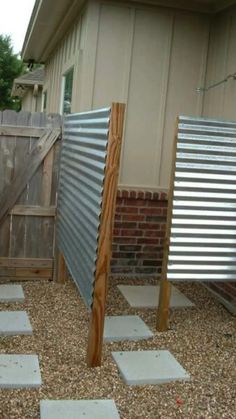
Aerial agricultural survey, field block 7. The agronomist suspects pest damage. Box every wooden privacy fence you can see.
[0,110,61,280]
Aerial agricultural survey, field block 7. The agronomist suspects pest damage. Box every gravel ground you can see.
[0,276,235,419]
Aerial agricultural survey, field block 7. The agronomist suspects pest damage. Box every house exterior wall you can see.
[43,8,88,114]
[85,1,210,190]
[36,0,236,314]
[201,6,236,314]
[43,0,210,190]
[21,89,43,112]
[203,6,236,119]
[42,0,210,276]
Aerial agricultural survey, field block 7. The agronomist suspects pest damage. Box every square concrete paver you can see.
[40,400,120,419]
[0,311,32,335]
[0,355,42,388]
[112,350,190,385]
[0,285,25,302]
[104,315,153,342]
[117,285,194,308]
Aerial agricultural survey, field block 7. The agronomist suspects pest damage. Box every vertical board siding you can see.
[44,11,87,114]
[201,7,236,310]
[57,107,111,307]
[43,1,211,189]
[87,2,210,190]
[202,14,231,118]
[121,8,173,188]
[92,5,131,106]
[159,12,210,187]
[0,111,61,278]
[203,8,236,120]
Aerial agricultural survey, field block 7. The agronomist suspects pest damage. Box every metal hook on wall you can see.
[196,72,236,93]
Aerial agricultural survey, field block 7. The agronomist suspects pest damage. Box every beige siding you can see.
[92,5,132,107]
[121,9,174,188]
[43,9,88,113]
[203,8,236,120]
[44,0,211,189]
[159,12,209,186]
[87,2,210,189]
[21,89,43,112]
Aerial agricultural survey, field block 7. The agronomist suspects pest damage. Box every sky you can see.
[0,0,35,54]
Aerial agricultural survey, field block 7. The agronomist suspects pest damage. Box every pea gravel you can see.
[0,277,235,419]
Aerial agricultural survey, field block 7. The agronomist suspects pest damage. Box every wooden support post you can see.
[157,275,172,331]
[87,103,125,367]
[157,119,179,332]
[56,251,67,284]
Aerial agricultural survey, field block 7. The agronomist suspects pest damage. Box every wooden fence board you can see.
[0,111,16,257]
[15,267,52,278]
[0,257,53,268]
[11,111,31,257]
[0,126,45,137]
[0,129,60,226]
[11,206,56,216]
[0,111,61,279]
[26,113,45,259]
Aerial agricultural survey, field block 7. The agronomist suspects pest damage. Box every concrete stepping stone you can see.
[0,311,32,335]
[117,285,194,308]
[0,354,41,388]
[104,315,153,342]
[0,284,25,302]
[40,400,120,419]
[112,350,190,385]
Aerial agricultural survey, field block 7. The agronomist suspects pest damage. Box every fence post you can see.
[156,119,178,332]
[86,103,125,367]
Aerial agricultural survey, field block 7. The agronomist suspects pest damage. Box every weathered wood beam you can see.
[0,266,52,278]
[10,205,56,217]
[0,258,53,268]
[0,126,46,137]
[15,268,52,278]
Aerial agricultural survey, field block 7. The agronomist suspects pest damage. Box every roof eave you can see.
[13,78,44,86]
[22,0,86,63]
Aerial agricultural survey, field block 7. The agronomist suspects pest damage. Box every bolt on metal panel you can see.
[57,108,111,307]
[167,115,236,282]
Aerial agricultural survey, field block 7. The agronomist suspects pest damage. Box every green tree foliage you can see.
[0,35,24,111]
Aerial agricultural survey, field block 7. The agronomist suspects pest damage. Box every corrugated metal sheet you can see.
[57,107,111,307]
[167,115,236,282]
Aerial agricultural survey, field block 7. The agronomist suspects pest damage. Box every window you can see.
[62,68,74,114]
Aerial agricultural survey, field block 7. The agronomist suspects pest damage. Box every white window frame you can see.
[60,67,74,115]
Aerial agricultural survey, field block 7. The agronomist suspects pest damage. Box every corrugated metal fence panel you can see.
[167,115,236,282]
[57,107,111,307]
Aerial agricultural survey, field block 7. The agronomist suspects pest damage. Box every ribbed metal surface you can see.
[57,107,111,307]
[167,115,236,282]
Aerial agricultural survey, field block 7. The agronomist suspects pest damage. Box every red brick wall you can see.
[112,189,236,313]
[111,189,167,276]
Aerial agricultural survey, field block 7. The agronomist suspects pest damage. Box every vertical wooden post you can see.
[87,103,125,367]
[56,250,67,284]
[157,118,179,332]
